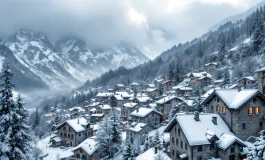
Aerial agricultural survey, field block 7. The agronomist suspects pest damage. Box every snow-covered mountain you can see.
[1,29,149,92]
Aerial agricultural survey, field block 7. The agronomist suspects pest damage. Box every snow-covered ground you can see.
[36,134,74,160]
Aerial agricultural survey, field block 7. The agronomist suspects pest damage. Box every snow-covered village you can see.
[3,0,265,160]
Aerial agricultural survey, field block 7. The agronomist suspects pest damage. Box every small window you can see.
[69,127,72,131]
[230,147,235,153]
[76,154,80,158]
[185,143,187,150]
[260,122,263,128]
[222,106,226,113]
[178,129,181,136]
[242,123,246,130]
[172,150,174,156]
[249,107,253,115]
[181,141,183,149]
[216,98,220,102]
[216,106,220,112]
[176,139,179,145]
[198,145,202,152]
[253,98,257,104]
[255,107,260,114]
[198,157,202,160]
[172,137,174,144]
[210,140,215,149]
[211,106,214,111]
[63,127,66,131]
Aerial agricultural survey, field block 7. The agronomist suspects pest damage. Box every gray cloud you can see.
[0,0,263,59]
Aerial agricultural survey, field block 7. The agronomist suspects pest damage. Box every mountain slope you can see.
[1,29,149,92]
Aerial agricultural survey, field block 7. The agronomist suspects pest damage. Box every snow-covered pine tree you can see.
[123,140,135,160]
[247,130,265,159]
[218,33,227,65]
[223,69,230,87]
[95,109,122,158]
[168,101,180,120]
[167,63,174,80]
[174,63,181,83]
[33,108,40,129]
[143,136,150,151]
[0,63,31,159]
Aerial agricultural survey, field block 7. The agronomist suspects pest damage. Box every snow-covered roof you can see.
[73,137,98,155]
[115,91,131,98]
[91,114,104,117]
[214,79,223,83]
[90,108,96,112]
[148,103,157,108]
[69,106,85,112]
[218,133,246,150]
[127,122,147,132]
[165,113,234,146]
[173,86,193,91]
[131,107,162,117]
[115,84,125,87]
[136,148,172,160]
[52,137,62,142]
[238,76,257,81]
[204,62,217,66]
[147,83,155,88]
[145,88,158,92]
[228,84,239,89]
[96,92,113,98]
[203,89,260,109]
[255,67,265,73]
[202,88,220,99]
[131,82,139,86]
[98,104,111,110]
[58,117,89,133]
[155,96,178,104]
[190,72,212,78]
[123,102,137,108]
[162,80,174,84]
[87,102,100,107]
[134,96,151,103]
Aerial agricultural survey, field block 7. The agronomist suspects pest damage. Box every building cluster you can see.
[44,63,265,160]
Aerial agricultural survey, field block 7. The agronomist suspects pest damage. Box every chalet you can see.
[50,136,63,147]
[164,113,247,160]
[95,92,113,102]
[154,78,165,89]
[189,72,212,88]
[130,107,163,128]
[143,88,160,98]
[204,62,217,73]
[57,118,93,147]
[130,82,141,92]
[161,80,175,92]
[201,89,265,140]
[126,122,153,148]
[114,84,125,91]
[121,102,138,121]
[255,67,265,94]
[237,76,257,89]
[108,95,124,107]
[173,86,193,97]
[69,106,85,114]
[95,104,111,114]
[132,96,152,107]
[155,96,184,120]
[145,83,155,90]
[213,79,223,87]
[84,102,100,112]
[72,137,100,160]
[90,114,104,123]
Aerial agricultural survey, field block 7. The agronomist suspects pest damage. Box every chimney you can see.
[194,111,200,121]
[212,116,217,125]
[78,119,79,124]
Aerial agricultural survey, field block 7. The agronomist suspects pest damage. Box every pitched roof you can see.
[165,114,234,146]
[127,122,147,132]
[204,62,217,66]
[57,117,90,132]
[130,107,162,117]
[134,97,151,103]
[96,92,113,98]
[123,102,138,108]
[155,96,181,104]
[238,76,257,81]
[218,133,246,150]
[255,67,265,72]
[202,89,261,109]
[73,137,98,155]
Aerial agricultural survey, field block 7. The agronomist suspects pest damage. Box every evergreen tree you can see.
[168,101,180,120]
[223,69,230,87]
[252,8,265,54]
[247,130,265,159]
[123,140,135,160]
[218,33,227,65]
[33,108,40,129]
[167,63,174,80]
[174,63,181,83]
[0,63,32,159]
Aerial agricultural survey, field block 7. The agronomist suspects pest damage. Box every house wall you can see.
[131,112,161,128]
[205,94,265,140]
[257,72,265,94]
[74,148,100,160]
[126,125,153,148]
[218,143,243,160]
[239,79,256,89]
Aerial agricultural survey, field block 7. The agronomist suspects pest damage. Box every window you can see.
[76,153,80,158]
[181,141,183,149]
[260,122,263,128]
[216,106,220,112]
[69,127,72,131]
[185,143,187,150]
[242,123,246,130]
[178,129,181,136]
[198,146,202,152]
[222,106,226,113]
[64,133,66,137]
[249,107,253,115]
[71,134,74,139]
[82,155,87,160]
[80,149,83,153]
[198,157,202,160]
[60,133,62,136]
[230,147,235,153]
[253,98,257,104]
[216,98,220,102]
[68,134,70,138]
[172,137,174,144]
[211,106,214,111]
[63,127,66,131]
[255,107,260,114]
[176,138,179,145]
[172,150,174,156]
[79,133,81,136]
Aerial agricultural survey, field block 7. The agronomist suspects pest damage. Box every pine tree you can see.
[218,33,227,65]
[252,8,265,54]
[33,108,40,129]
[174,63,181,83]
[223,69,230,87]
[95,109,122,158]
[168,101,180,120]
[0,63,32,159]
[123,140,135,160]
[167,63,174,80]
[247,130,265,159]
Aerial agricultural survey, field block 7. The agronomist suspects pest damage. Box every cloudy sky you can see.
[0,0,263,59]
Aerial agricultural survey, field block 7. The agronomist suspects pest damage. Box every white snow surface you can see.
[64,117,89,132]
[72,136,98,156]
[127,122,147,132]
[131,107,162,117]
[136,148,172,160]
[218,133,246,150]
[176,113,234,146]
